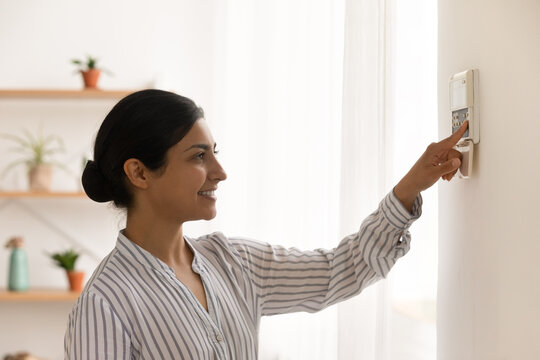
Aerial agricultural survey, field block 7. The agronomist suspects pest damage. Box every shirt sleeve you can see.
[64,291,132,359]
[227,189,422,317]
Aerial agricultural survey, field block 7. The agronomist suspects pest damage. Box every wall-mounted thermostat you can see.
[450,69,479,144]
[449,69,479,178]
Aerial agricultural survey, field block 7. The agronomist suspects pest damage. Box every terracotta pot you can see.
[28,164,52,192]
[66,271,85,292]
[81,69,101,89]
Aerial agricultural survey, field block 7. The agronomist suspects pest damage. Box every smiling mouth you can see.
[198,190,216,196]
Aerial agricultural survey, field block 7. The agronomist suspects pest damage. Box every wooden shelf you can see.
[0,89,138,99]
[0,289,81,302]
[0,191,87,198]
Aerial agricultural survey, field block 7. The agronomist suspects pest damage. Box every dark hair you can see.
[82,89,204,208]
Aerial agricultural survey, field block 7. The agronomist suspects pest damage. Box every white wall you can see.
[437,0,540,359]
[0,1,216,359]
[0,0,216,105]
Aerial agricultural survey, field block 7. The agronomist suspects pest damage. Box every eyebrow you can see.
[184,143,217,152]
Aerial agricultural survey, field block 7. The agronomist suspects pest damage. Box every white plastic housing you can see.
[449,69,480,144]
[455,139,473,179]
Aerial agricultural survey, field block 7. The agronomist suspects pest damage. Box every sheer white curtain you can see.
[387,1,438,359]
[339,1,438,359]
[337,0,397,359]
[186,1,345,359]
[183,0,437,359]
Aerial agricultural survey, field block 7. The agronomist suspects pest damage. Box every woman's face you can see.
[146,118,227,222]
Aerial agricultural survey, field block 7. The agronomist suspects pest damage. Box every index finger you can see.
[440,120,469,147]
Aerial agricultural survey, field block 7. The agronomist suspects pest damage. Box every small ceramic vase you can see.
[5,236,29,291]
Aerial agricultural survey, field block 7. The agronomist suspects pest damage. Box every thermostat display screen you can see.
[450,79,467,110]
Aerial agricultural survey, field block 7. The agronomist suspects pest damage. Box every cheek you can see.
[157,164,206,195]
[180,168,207,193]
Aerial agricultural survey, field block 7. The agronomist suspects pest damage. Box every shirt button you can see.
[216,334,223,342]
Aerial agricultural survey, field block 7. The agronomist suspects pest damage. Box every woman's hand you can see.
[394,121,469,212]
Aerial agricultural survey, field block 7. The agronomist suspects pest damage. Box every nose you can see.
[212,158,227,182]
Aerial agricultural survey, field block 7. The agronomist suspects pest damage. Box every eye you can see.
[195,150,219,160]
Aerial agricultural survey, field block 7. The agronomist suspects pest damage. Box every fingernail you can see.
[452,158,460,167]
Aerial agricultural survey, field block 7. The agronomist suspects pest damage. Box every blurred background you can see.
[1,0,538,359]
[0,0,436,359]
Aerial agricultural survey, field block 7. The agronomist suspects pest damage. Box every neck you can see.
[124,208,191,270]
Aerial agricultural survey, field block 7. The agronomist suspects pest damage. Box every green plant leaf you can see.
[42,147,65,156]
[0,159,29,179]
[0,133,31,149]
[42,134,60,147]
[49,249,80,271]
[87,56,97,69]
[6,146,33,156]
[1,127,68,179]
[100,67,114,76]
[22,128,38,148]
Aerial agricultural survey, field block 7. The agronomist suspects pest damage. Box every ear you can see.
[123,158,150,190]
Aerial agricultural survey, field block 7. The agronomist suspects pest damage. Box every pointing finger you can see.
[440,120,469,148]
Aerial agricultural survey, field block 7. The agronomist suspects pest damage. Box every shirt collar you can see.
[115,229,201,275]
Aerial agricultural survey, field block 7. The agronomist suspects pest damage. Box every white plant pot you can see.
[28,164,52,191]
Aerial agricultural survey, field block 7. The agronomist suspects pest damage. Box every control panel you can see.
[449,69,479,178]
[450,69,479,144]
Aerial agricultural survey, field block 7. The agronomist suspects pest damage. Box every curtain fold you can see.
[338,0,396,359]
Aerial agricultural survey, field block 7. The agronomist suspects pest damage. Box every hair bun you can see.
[82,160,114,202]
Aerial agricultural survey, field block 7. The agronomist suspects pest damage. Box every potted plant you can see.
[71,55,112,89]
[49,249,84,292]
[0,125,68,192]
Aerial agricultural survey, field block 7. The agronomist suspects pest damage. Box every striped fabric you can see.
[64,190,421,359]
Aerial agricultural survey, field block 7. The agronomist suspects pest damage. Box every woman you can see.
[64,89,466,359]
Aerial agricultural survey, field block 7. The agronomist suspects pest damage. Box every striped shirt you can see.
[64,190,421,359]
